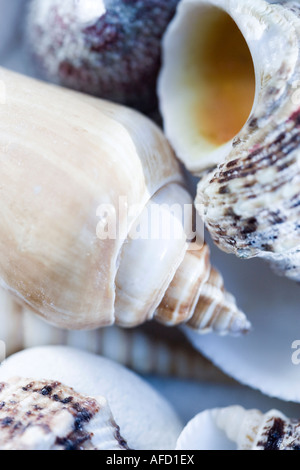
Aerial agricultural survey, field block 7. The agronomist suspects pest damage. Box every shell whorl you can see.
[0,66,248,331]
[214,406,300,451]
[157,245,251,336]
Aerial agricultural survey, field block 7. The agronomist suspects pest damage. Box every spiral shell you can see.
[177,405,300,451]
[159,0,300,280]
[0,67,249,335]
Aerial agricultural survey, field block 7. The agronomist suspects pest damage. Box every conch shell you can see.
[0,67,249,335]
[160,0,300,280]
[0,346,183,450]
[0,377,128,450]
[177,405,300,451]
[0,288,232,383]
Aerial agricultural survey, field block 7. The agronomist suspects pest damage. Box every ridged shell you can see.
[0,377,128,450]
[177,405,300,450]
[159,0,300,280]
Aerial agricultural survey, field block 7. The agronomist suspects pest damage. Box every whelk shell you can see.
[159,0,300,280]
[0,67,249,335]
[0,288,232,383]
[0,377,128,450]
[176,405,300,450]
[0,346,183,450]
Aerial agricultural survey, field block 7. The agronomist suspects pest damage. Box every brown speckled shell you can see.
[0,377,128,450]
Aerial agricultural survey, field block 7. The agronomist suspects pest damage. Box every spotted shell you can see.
[0,377,128,450]
[0,346,183,450]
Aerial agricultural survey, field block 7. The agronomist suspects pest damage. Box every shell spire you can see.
[156,243,251,336]
[213,406,300,451]
[160,0,300,280]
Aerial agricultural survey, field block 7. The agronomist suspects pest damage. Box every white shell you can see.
[0,346,183,450]
[176,405,300,450]
[0,377,128,450]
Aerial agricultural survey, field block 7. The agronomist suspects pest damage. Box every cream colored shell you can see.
[0,68,249,334]
[0,67,182,329]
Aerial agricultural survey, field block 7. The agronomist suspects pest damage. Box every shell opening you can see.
[160,4,256,172]
[114,184,192,327]
[192,8,255,147]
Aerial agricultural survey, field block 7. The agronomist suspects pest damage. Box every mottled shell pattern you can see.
[0,377,128,450]
[0,346,183,450]
[160,0,300,281]
[0,67,249,336]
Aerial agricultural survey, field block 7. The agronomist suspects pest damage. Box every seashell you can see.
[0,288,233,383]
[0,67,249,335]
[0,346,183,450]
[26,0,180,114]
[0,377,128,450]
[159,0,300,280]
[176,405,300,451]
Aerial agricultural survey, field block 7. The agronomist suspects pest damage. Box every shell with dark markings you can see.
[160,0,300,280]
[0,377,128,450]
[195,0,300,280]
